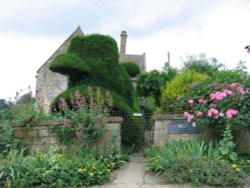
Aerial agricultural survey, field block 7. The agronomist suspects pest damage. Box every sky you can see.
[0,0,250,100]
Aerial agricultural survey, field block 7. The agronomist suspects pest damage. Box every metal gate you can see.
[111,110,154,149]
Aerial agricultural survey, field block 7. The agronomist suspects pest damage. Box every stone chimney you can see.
[119,31,127,62]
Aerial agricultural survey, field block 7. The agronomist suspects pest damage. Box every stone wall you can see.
[3,117,122,153]
[154,114,200,145]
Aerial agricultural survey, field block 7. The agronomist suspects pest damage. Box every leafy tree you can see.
[182,53,224,76]
[136,67,177,107]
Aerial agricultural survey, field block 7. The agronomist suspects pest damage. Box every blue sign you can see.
[167,120,199,134]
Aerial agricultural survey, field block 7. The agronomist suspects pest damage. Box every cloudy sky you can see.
[0,0,250,100]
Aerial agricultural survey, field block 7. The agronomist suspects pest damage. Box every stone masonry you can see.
[3,117,122,153]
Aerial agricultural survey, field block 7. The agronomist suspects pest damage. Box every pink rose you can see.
[196,111,203,116]
[188,99,194,104]
[187,114,194,122]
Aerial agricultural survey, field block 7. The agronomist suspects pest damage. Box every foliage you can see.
[182,81,250,131]
[144,140,221,175]
[0,99,9,110]
[182,53,224,76]
[136,68,177,107]
[0,145,128,187]
[50,87,112,146]
[238,158,250,175]
[219,124,238,162]
[49,33,139,116]
[164,156,246,186]
[0,121,18,154]
[49,53,90,83]
[212,69,249,83]
[121,61,140,77]
[10,101,39,127]
[49,34,140,150]
[161,70,208,102]
[68,34,119,64]
[182,80,249,162]
[0,109,13,122]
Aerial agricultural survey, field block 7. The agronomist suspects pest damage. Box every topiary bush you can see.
[121,61,140,77]
[49,34,142,148]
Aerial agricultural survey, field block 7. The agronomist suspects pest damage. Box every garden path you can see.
[89,152,250,188]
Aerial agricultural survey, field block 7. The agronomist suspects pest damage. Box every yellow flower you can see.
[232,164,238,168]
[89,172,94,177]
[78,168,84,173]
[236,168,241,172]
[55,154,63,159]
[99,171,103,175]
[92,166,96,169]
[107,168,111,172]
[246,160,250,164]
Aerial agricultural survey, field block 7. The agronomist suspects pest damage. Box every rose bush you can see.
[183,81,249,130]
[181,81,249,161]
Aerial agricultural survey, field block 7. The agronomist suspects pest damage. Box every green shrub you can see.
[161,70,208,101]
[121,61,140,77]
[49,53,90,83]
[165,156,246,186]
[0,146,128,187]
[0,121,18,154]
[49,34,140,149]
[0,109,13,121]
[50,34,139,112]
[144,140,221,175]
[50,87,112,146]
[68,34,119,64]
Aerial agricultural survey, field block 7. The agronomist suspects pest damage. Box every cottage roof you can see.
[36,26,84,73]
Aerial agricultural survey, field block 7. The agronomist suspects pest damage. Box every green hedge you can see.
[49,34,142,148]
[68,35,119,65]
[121,61,140,77]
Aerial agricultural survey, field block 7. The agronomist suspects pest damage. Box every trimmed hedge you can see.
[121,61,140,77]
[49,34,142,148]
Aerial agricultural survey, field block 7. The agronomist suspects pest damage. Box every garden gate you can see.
[111,110,154,149]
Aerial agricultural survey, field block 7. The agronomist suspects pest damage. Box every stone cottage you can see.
[35,26,146,112]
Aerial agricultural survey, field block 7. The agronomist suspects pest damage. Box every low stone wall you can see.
[1,117,122,153]
[154,114,200,145]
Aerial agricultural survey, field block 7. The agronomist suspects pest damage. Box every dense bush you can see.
[120,61,140,77]
[137,69,177,107]
[165,156,245,186]
[145,140,248,186]
[50,34,139,113]
[49,34,142,149]
[50,88,112,146]
[161,70,208,102]
[0,121,18,154]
